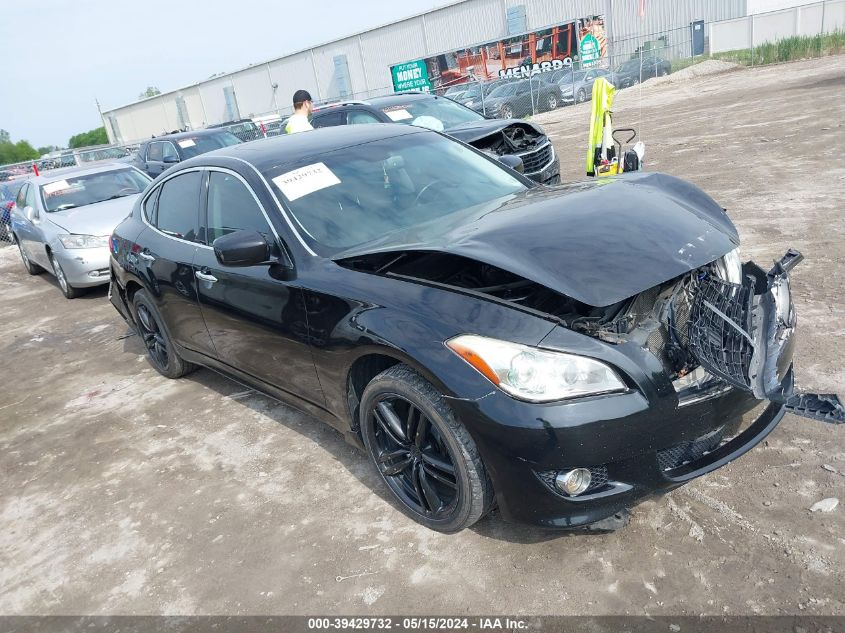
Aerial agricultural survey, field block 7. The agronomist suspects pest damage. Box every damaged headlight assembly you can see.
[447,334,626,402]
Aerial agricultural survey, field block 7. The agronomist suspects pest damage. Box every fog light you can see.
[555,468,592,496]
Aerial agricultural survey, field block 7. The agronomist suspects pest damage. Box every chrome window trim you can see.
[138,167,212,250]
[203,166,286,253]
[222,155,317,256]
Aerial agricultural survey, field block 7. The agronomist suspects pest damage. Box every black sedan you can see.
[612,55,672,88]
[132,129,242,178]
[109,124,842,533]
[308,92,560,185]
[479,78,561,119]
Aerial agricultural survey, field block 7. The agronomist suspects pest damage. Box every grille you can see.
[684,275,755,390]
[536,466,609,496]
[520,142,553,174]
[657,428,724,472]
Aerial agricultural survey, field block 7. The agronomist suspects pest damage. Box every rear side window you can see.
[162,143,178,161]
[143,187,160,223]
[155,171,202,241]
[147,143,163,162]
[206,172,272,243]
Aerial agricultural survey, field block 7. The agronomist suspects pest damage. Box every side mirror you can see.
[213,230,272,267]
[163,155,179,164]
[498,155,524,173]
[23,206,36,221]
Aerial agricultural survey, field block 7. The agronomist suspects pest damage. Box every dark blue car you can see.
[0,178,26,242]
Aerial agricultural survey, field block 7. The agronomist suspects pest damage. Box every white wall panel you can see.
[311,37,368,100]
[797,3,825,34]
[754,8,798,42]
[423,0,507,54]
[710,16,752,51]
[267,52,320,116]
[197,77,237,126]
[230,65,277,118]
[360,17,428,91]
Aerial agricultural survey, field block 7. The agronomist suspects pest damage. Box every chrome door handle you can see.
[195,271,218,284]
[139,252,155,262]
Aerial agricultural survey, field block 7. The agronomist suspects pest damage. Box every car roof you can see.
[180,123,426,173]
[24,162,134,186]
[365,92,437,107]
[145,129,231,143]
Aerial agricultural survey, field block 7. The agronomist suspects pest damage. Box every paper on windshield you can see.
[177,139,196,149]
[384,108,413,122]
[43,180,71,196]
[272,162,341,201]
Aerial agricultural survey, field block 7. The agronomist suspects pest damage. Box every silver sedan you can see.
[10,163,151,298]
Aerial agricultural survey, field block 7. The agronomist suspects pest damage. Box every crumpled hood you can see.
[445,118,543,144]
[47,195,140,236]
[335,172,739,307]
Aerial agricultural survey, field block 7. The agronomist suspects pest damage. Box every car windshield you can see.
[488,83,520,97]
[572,71,588,82]
[461,84,481,98]
[40,168,151,212]
[264,131,526,255]
[78,147,130,162]
[175,133,241,158]
[379,97,483,132]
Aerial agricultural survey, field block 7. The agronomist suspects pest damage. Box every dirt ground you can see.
[1,55,844,616]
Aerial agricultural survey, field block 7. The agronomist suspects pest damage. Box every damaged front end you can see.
[339,246,843,424]
[598,248,844,424]
[464,122,559,183]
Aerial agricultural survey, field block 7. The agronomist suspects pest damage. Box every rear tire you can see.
[132,289,196,378]
[576,88,587,103]
[500,104,514,119]
[360,364,494,533]
[50,252,83,299]
[546,93,558,110]
[16,235,43,275]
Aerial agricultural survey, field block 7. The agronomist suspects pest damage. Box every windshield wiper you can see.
[54,204,78,211]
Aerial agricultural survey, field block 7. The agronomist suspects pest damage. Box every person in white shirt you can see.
[285,90,314,134]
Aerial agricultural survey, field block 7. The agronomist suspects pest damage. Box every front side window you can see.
[16,184,28,208]
[39,168,151,213]
[155,171,202,241]
[206,172,272,243]
[162,142,178,161]
[264,130,526,255]
[312,111,344,128]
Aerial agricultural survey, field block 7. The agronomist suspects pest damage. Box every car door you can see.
[139,170,216,356]
[15,183,49,268]
[514,81,534,116]
[145,142,165,177]
[191,169,324,406]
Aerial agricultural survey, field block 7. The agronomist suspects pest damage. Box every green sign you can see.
[580,34,601,65]
[391,60,432,92]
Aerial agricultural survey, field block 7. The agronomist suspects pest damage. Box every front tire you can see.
[132,289,196,378]
[576,88,587,103]
[50,252,83,299]
[360,364,493,533]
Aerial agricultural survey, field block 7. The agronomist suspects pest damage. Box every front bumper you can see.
[55,246,111,287]
[447,249,840,528]
[451,374,783,528]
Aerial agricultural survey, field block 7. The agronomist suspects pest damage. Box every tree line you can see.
[0,127,110,165]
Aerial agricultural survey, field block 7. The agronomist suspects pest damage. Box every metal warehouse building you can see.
[100,0,830,144]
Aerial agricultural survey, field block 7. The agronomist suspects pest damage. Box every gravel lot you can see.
[1,56,843,616]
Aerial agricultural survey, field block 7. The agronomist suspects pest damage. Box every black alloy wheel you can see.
[500,104,514,119]
[576,88,587,103]
[132,289,195,379]
[360,365,493,533]
[546,92,558,110]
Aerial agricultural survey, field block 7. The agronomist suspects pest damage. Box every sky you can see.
[1,0,444,149]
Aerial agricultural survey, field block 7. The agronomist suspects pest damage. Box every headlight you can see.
[446,334,627,402]
[58,234,109,249]
[714,247,742,285]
